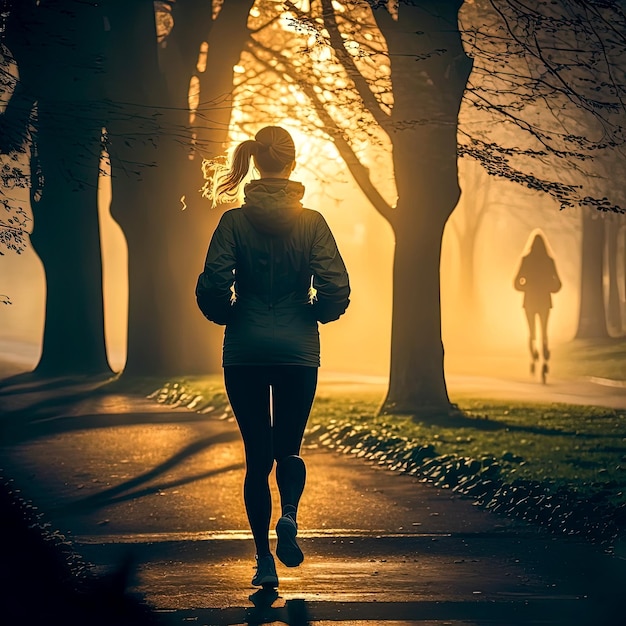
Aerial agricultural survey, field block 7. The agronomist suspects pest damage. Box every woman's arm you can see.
[513,257,528,291]
[309,213,350,323]
[549,257,562,293]
[196,211,237,325]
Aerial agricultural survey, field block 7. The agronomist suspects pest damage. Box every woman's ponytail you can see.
[201,126,296,207]
[202,139,259,207]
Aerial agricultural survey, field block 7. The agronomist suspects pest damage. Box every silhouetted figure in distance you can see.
[514,232,561,383]
[196,126,350,589]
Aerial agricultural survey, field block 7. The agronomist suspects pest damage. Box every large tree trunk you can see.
[375,1,472,417]
[196,0,256,162]
[107,138,199,376]
[575,208,608,338]
[31,106,110,375]
[383,209,450,413]
[6,0,111,375]
[104,0,253,377]
[104,1,207,376]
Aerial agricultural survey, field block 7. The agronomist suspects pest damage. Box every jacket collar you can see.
[242,179,305,235]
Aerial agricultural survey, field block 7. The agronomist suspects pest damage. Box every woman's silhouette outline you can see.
[514,231,561,383]
[196,126,350,588]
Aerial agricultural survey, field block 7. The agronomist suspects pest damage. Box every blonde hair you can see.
[202,126,296,207]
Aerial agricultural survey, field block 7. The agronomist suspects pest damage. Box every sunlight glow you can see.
[97,154,128,373]
[154,1,174,43]
[310,45,333,62]
[188,76,200,125]
[196,42,208,73]
[344,40,360,56]
[290,0,311,11]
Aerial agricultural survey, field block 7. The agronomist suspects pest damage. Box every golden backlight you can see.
[0,122,584,379]
[0,3,593,381]
[89,118,582,378]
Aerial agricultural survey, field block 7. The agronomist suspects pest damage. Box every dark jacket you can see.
[514,253,561,312]
[196,179,350,367]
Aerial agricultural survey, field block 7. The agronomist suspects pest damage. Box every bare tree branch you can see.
[247,38,396,224]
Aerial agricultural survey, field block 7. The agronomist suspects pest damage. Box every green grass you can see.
[156,375,626,510]
[311,392,626,508]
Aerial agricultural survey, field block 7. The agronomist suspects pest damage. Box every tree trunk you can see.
[453,162,492,330]
[31,105,111,375]
[382,209,450,414]
[104,0,253,377]
[375,0,472,417]
[196,0,256,162]
[575,208,608,338]
[6,0,111,375]
[104,2,207,376]
[107,145,201,377]
[606,216,622,336]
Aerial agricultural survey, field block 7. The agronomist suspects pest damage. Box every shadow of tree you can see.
[1,373,242,514]
[64,462,244,512]
[2,409,225,445]
[0,370,116,395]
[63,430,242,512]
[415,409,619,439]
[0,374,230,445]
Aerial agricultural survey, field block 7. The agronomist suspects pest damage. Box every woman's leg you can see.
[270,366,317,567]
[224,366,274,557]
[539,309,551,383]
[539,309,551,360]
[525,308,539,373]
[525,308,537,348]
[271,366,318,517]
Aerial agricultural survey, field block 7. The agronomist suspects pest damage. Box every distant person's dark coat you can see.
[514,251,561,313]
[196,179,350,367]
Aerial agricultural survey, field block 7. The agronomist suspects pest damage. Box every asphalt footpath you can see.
[1,367,625,626]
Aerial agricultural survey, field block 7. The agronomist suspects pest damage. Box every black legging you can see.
[224,365,318,557]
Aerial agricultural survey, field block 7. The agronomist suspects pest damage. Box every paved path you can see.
[1,371,625,625]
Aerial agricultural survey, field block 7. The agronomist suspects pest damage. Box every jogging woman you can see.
[514,231,561,383]
[196,126,350,588]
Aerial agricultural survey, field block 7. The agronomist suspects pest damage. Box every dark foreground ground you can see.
[1,365,626,625]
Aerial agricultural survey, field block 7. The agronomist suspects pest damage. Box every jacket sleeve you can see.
[196,211,237,325]
[310,213,350,323]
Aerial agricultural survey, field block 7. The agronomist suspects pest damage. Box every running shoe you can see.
[251,554,278,587]
[276,515,304,567]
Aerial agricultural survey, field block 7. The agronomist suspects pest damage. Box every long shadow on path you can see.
[62,429,242,513]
